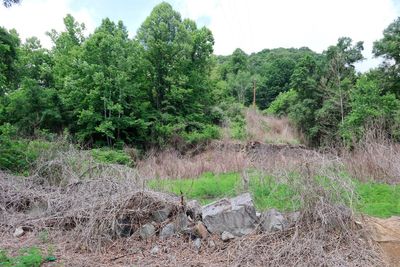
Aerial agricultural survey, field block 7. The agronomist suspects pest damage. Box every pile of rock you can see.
[117,192,300,249]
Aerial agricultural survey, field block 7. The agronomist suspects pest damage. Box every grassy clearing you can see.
[149,172,400,218]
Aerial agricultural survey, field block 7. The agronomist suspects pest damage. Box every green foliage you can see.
[0,123,53,174]
[0,26,20,94]
[356,182,400,218]
[91,148,132,165]
[341,75,400,142]
[265,89,297,116]
[182,125,220,145]
[1,4,400,151]
[0,247,43,267]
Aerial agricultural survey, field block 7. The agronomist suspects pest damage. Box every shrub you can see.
[0,123,55,174]
[182,124,220,145]
[91,148,132,165]
[265,89,297,116]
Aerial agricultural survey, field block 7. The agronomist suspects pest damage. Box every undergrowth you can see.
[149,171,400,217]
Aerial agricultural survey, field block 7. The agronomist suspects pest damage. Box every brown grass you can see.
[342,131,400,184]
[245,107,301,144]
[136,145,250,179]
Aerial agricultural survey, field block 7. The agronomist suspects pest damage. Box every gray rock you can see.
[160,223,176,239]
[150,245,160,255]
[221,231,235,241]
[152,206,172,223]
[138,223,156,239]
[186,200,202,220]
[174,212,189,232]
[285,211,300,227]
[260,209,285,232]
[193,238,201,250]
[202,193,258,236]
[113,216,132,237]
[13,227,24,238]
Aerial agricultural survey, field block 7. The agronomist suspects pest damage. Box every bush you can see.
[230,119,247,140]
[0,123,55,174]
[265,89,297,116]
[183,125,221,145]
[91,148,132,165]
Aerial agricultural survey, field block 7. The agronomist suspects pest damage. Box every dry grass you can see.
[245,107,301,144]
[0,132,394,266]
[342,131,400,184]
[0,158,385,266]
[137,145,250,179]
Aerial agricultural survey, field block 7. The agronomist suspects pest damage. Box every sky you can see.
[1,0,399,71]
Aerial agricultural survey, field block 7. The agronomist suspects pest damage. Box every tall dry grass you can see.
[245,107,301,144]
[342,133,400,184]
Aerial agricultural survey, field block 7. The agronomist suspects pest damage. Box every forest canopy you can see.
[1,1,400,150]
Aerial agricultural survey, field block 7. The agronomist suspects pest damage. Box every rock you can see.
[113,216,132,237]
[13,227,24,238]
[202,193,258,236]
[138,223,156,239]
[260,209,285,232]
[208,240,216,248]
[193,238,201,250]
[150,245,160,255]
[160,223,176,239]
[221,231,235,241]
[174,213,189,232]
[194,221,208,239]
[186,200,202,220]
[152,207,172,223]
[285,211,300,227]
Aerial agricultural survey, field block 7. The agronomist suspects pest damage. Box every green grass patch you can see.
[249,175,299,211]
[149,171,400,218]
[148,172,241,205]
[0,247,43,267]
[356,182,400,218]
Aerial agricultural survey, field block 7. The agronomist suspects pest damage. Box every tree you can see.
[341,75,400,142]
[0,27,20,94]
[137,2,215,145]
[316,37,363,144]
[373,17,400,97]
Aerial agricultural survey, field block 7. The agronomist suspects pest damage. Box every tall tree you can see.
[373,17,400,97]
[137,2,215,145]
[0,27,20,94]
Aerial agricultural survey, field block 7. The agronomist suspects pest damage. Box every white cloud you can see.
[177,0,399,71]
[0,0,95,48]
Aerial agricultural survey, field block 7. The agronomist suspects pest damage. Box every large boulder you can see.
[202,193,258,236]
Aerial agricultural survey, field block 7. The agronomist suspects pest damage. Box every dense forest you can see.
[1,2,400,156]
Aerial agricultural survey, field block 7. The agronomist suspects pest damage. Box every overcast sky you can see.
[1,0,399,71]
